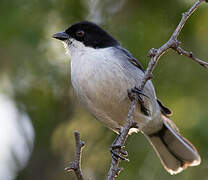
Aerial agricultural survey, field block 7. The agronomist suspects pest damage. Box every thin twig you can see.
[107,0,207,180]
[65,131,85,180]
[174,46,208,68]
[107,98,138,180]
[140,0,207,90]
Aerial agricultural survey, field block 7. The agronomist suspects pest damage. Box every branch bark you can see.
[65,131,85,180]
[107,0,207,179]
[107,98,138,180]
[67,1,207,180]
[141,0,208,90]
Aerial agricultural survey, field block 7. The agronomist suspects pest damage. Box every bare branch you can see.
[65,131,85,180]
[140,0,207,90]
[174,46,208,68]
[66,1,207,180]
[172,0,204,38]
[107,0,207,180]
[107,97,138,180]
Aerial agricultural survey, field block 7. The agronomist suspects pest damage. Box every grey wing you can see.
[114,46,172,118]
[113,46,153,98]
[113,46,159,117]
[116,46,145,72]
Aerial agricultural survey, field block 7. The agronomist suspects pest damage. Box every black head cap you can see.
[65,21,120,48]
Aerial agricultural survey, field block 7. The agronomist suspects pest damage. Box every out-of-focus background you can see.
[0,0,207,179]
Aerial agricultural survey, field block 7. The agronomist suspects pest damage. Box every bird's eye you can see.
[76,30,85,37]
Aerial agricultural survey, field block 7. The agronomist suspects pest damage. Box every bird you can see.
[53,21,201,175]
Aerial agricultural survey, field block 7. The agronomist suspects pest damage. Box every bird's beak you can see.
[52,31,69,41]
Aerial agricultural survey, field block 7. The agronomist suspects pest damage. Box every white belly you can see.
[70,47,162,134]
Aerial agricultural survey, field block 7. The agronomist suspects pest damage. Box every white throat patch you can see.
[62,38,92,58]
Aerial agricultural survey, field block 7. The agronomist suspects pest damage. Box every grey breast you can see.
[70,46,161,132]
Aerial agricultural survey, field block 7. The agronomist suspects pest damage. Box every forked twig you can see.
[140,0,208,90]
[107,0,207,179]
[65,131,85,180]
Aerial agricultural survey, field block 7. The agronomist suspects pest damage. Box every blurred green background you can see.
[0,0,207,179]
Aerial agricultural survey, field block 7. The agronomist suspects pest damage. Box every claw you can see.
[120,149,128,156]
[131,87,149,99]
[110,144,129,162]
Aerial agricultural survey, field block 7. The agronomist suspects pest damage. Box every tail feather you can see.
[146,116,201,175]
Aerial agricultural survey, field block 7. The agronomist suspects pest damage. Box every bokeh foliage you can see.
[0,0,207,179]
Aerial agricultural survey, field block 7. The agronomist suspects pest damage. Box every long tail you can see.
[146,115,201,175]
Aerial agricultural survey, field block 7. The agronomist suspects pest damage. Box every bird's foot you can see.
[110,144,129,162]
[128,86,149,101]
[128,87,150,116]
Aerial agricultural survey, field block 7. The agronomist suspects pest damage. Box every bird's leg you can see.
[110,87,149,161]
[110,130,129,162]
[128,86,148,101]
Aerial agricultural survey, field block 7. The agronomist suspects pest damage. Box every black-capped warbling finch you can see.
[53,21,201,174]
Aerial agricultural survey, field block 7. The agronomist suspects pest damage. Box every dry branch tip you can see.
[65,131,85,180]
[107,0,207,179]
